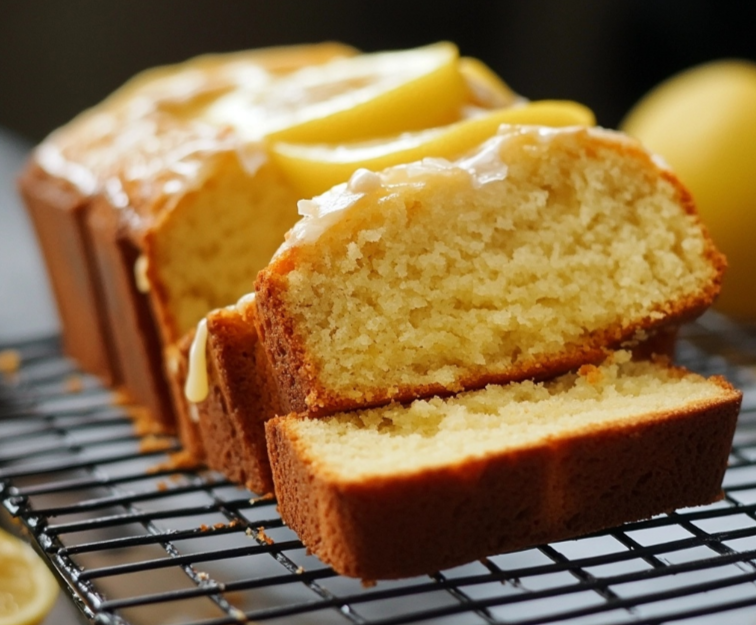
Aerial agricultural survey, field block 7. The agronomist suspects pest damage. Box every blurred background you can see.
[2,0,756,142]
[1,0,756,340]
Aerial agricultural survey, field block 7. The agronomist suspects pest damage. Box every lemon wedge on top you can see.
[0,528,58,625]
[270,99,595,197]
[458,56,519,109]
[205,42,467,143]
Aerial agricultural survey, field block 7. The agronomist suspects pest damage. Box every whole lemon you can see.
[621,59,756,319]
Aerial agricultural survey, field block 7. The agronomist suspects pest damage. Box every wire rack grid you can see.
[2,312,756,625]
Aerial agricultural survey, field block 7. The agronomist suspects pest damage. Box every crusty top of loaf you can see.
[276,125,682,257]
[32,43,357,228]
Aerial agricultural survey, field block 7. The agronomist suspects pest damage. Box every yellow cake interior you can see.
[287,353,728,480]
[276,127,719,397]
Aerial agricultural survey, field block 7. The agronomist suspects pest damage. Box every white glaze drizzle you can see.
[273,124,650,255]
[235,291,257,312]
[347,168,382,193]
[185,318,209,403]
[35,143,98,196]
[134,256,150,293]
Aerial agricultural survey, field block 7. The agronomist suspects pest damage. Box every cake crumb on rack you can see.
[0,349,20,375]
[256,527,274,545]
[249,493,275,505]
[147,450,199,474]
[139,435,174,454]
[65,374,83,393]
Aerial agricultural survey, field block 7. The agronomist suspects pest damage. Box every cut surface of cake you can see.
[255,125,726,416]
[266,352,741,579]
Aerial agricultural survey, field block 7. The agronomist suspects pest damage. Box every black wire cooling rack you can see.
[3,313,756,625]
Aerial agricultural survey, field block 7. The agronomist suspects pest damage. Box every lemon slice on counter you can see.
[0,528,58,625]
[205,42,467,143]
[270,99,595,197]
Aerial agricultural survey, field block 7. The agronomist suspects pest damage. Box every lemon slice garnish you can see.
[270,99,595,196]
[459,56,519,109]
[0,528,58,625]
[205,42,467,143]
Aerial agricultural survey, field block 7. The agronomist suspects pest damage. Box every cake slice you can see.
[177,296,283,493]
[255,125,726,416]
[266,352,741,579]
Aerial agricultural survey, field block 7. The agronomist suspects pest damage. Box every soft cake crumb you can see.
[290,355,724,480]
[276,131,718,398]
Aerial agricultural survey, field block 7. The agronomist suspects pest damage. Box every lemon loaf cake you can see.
[177,295,679,493]
[255,125,726,416]
[20,42,543,434]
[266,352,741,579]
[18,43,357,430]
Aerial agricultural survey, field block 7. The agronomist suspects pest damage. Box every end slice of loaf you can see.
[256,125,726,416]
[175,299,283,493]
[266,353,741,579]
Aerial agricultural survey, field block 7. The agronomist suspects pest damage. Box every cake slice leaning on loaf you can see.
[266,352,742,579]
[181,296,284,493]
[255,125,726,416]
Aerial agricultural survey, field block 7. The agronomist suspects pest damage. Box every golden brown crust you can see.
[165,329,204,459]
[254,271,315,415]
[17,159,121,385]
[87,194,176,432]
[267,384,741,579]
[194,304,283,494]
